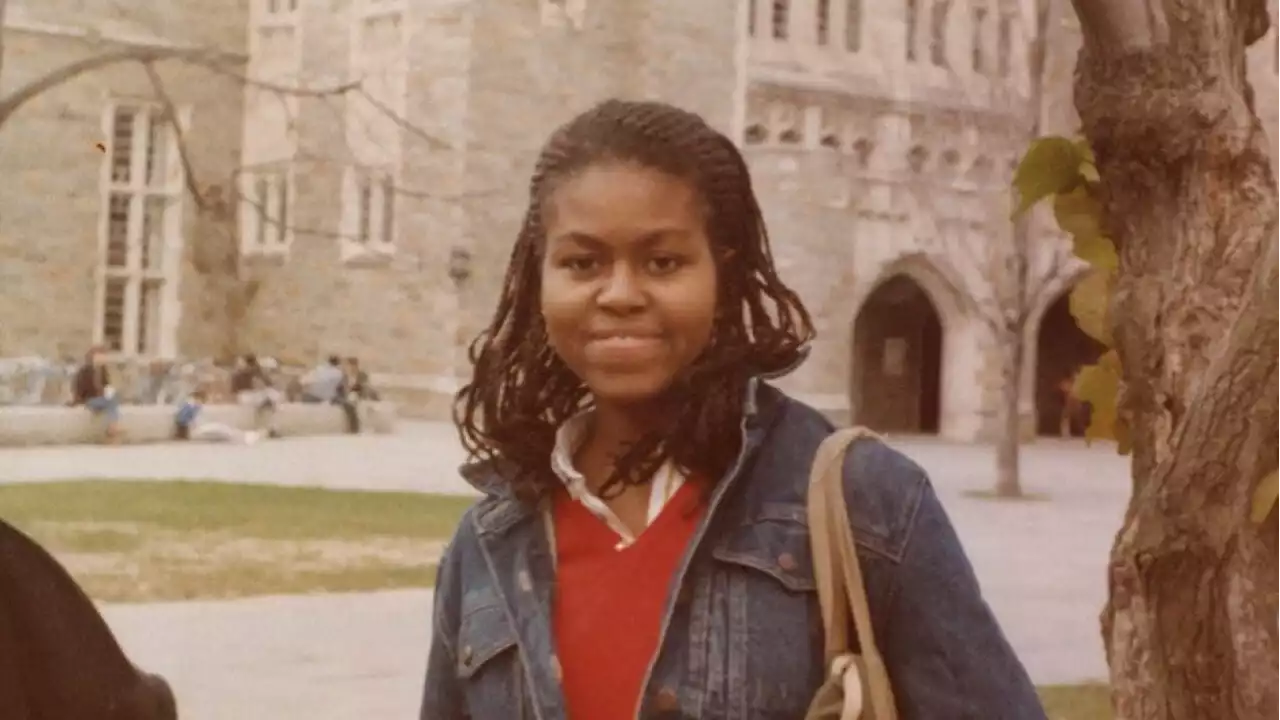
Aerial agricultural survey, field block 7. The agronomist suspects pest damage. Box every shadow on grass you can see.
[1037,683,1112,719]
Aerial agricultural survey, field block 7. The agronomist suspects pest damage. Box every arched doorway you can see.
[850,275,943,434]
[1035,291,1107,436]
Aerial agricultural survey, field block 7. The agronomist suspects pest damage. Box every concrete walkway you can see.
[6,424,1132,718]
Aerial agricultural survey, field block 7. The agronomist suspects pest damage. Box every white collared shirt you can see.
[545,410,687,559]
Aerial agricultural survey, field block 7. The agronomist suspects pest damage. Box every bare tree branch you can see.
[351,86,450,151]
[140,60,207,212]
[0,45,236,127]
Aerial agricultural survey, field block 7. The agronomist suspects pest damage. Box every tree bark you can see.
[1069,0,1279,717]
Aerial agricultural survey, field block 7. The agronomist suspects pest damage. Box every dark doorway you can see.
[850,275,943,434]
[1035,291,1106,436]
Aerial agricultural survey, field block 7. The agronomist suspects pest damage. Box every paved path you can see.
[6,425,1131,718]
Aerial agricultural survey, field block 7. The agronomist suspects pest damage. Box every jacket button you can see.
[653,688,679,712]
[778,552,797,571]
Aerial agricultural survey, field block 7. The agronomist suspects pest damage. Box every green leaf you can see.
[1073,137,1096,164]
[1074,350,1122,444]
[1072,234,1119,272]
[1053,186,1103,238]
[1013,136,1088,215]
[1251,469,1279,523]
[1069,270,1113,345]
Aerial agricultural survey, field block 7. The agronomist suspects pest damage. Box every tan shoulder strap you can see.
[808,427,897,718]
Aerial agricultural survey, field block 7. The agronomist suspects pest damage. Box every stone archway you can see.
[1035,291,1107,437]
[850,275,945,434]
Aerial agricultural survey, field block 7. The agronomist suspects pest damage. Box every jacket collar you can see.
[458,374,790,536]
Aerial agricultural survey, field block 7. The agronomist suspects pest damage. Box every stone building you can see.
[1,0,1276,439]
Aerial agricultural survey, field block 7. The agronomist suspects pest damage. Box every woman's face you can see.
[540,161,718,407]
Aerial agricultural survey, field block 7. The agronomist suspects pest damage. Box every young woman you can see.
[421,100,1046,719]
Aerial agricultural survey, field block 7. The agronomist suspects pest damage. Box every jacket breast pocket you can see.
[456,594,527,720]
[691,508,825,719]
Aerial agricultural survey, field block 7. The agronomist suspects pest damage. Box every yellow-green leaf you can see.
[1069,271,1113,345]
[1073,137,1096,164]
[1250,469,1279,523]
[1072,234,1119,272]
[1053,186,1103,238]
[1013,136,1087,215]
[1074,351,1122,445]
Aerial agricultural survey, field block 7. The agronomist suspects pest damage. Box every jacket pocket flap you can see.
[711,511,815,593]
[456,602,518,680]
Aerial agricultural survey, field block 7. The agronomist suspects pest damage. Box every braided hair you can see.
[454,99,815,503]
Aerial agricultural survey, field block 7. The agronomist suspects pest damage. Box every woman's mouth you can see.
[584,335,665,364]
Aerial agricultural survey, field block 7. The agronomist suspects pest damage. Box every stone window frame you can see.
[844,0,863,52]
[970,3,989,73]
[339,165,398,264]
[238,163,295,255]
[343,0,407,268]
[241,0,302,259]
[251,0,302,34]
[94,101,188,359]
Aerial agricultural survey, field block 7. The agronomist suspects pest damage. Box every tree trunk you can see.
[994,331,1025,497]
[1070,0,1279,717]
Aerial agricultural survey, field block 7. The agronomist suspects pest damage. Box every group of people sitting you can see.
[67,347,378,445]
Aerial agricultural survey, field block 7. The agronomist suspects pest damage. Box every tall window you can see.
[345,168,396,249]
[345,1,405,258]
[816,0,830,45]
[771,0,789,40]
[98,104,183,356]
[242,168,292,250]
[844,0,862,51]
[997,13,1012,76]
[971,6,987,72]
[929,0,950,66]
[905,0,918,61]
[242,0,301,255]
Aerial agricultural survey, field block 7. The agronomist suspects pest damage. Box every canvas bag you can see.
[804,427,899,720]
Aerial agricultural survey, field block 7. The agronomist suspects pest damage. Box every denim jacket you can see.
[420,382,1047,719]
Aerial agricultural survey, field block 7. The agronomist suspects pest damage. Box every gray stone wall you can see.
[0,2,246,360]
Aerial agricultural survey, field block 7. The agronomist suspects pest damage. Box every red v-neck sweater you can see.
[552,482,704,720]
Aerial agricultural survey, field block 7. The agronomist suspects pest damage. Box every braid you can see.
[455,100,815,503]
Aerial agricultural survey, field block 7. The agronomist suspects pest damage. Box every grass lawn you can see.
[1038,683,1113,719]
[0,480,476,602]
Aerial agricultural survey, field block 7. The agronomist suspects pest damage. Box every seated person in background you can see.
[300,355,344,404]
[230,354,281,439]
[336,356,378,434]
[173,389,262,445]
[69,346,122,444]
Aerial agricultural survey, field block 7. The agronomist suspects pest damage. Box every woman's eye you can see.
[560,256,598,273]
[648,256,684,275]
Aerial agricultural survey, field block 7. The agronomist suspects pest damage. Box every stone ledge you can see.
[0,402,398,448]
